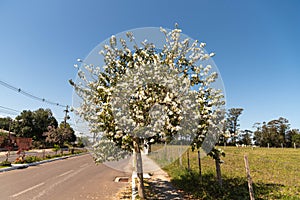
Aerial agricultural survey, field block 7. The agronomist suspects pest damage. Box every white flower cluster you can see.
[72,25,225,161]
[91,136,129,163]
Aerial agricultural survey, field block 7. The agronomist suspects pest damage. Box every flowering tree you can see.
[71,25,225,199]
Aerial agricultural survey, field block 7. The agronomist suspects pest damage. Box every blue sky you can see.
[0,0,299,132]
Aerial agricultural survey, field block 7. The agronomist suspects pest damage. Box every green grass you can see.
[0,160,11,167]
[161,146,300,200]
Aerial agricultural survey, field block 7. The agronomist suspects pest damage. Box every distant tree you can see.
[0,117,12,131]
[267,117,289,146]
[59,122,76,144]
[76,136,91,147]
[12,108,58,145]
[253,117,290,147]
[33,108,58,140]
[226,108,243,145]
[12,110,35,138]
[254,122,276,147]
[291,130,300,147]
[44,122,76,149]
[218,123,230,146]
[285,129,299,147]
[238,129,253,145]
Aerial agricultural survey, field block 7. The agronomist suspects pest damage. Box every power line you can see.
[0,79,67,108]
[0,105,20,113]
[0,105,19,116]
[0,110,18,116]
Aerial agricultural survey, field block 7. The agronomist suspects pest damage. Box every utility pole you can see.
[64,105,69,128]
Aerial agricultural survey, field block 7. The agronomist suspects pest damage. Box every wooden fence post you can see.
[179,147,182,167]
[244,155,255,200]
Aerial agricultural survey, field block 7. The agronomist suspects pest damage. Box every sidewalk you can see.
[137,154,183,199]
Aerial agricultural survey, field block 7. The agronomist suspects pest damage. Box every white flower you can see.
[163,93,172,103]
[200,42,206,48]
[110,35,116,46]
[209,52,215,57]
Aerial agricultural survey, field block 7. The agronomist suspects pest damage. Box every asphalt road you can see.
[0,154,130,200]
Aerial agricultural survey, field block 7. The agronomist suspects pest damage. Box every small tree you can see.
[71,25,225,199]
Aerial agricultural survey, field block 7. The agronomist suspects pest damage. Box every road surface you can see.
[0,154,130,200]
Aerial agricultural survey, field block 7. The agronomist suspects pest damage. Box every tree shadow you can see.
[170,170,293,200]
[147,178,183,200]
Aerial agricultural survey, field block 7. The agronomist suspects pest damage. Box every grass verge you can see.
[163,146,300,200]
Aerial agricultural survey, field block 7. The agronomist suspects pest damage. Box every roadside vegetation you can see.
[0,148,86,167]
[163,146,300,200]
[0,108,77,150]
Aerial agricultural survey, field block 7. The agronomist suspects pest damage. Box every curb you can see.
[0,153,87,173]
[0,164,29,172]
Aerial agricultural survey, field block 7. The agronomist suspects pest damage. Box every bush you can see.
[14,155,42,164]
[0,160,12,167]
[25,156,42,163]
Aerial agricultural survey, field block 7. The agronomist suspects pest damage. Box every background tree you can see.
[292,133,300,147]
[33,108,58,141]
[238,129,253,145]
[12,108,58,148]
[44,122,76,150]
[0,117,12,131]
[267,117,289,147]
[76,136,91,147]
[286,129,300,147]
[253,117,290,147]
[12,110,35,138]
[59,122,76,144]
[226,108,243,145]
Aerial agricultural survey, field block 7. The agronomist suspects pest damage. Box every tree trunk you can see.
[187,149,190,171]
[215,154,222,187]
[133,138,145,199]
[198,151,202,183]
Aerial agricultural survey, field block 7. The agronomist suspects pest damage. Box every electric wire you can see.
[0,105,19,116]
[0,79,67,108]
[0,105,20,113]
[0,110,18,116]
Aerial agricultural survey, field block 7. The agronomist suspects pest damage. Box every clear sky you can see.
[0,0,299,132]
